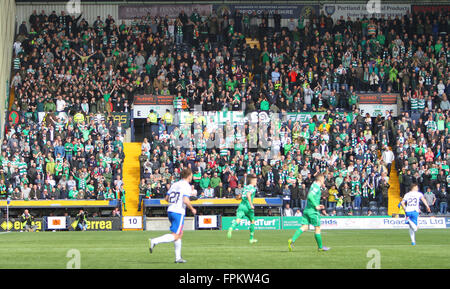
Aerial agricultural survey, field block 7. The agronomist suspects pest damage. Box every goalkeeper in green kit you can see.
[227,174,258,244]
[288,174,330,252]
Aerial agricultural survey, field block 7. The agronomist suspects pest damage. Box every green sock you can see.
[249,223,255,239]
[292,228,304,242]
[315,233,323,249]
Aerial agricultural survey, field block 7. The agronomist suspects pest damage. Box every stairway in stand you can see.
[122,143,143,230]
[387,161,401,216]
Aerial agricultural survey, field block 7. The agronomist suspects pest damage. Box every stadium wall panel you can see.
[145,217,195,231]
[0,0,16,140]
[220,216,448,230]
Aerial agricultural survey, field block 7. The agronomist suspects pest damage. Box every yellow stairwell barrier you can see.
[387,161,402,216]
[122,143,143,230]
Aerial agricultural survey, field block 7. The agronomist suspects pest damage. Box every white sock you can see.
[408,220,417,231]
[174,239,182,260]
[152,234,175,245]
[409,227,416,244]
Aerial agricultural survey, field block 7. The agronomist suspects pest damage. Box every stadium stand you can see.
[2,5,450,220]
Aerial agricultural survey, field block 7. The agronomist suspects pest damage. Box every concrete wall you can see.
[145,217,195,231]
[0,0,16,139]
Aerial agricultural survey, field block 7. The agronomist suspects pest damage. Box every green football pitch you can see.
[0,229,449,269]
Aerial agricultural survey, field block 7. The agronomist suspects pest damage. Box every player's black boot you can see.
[149,239,155,254]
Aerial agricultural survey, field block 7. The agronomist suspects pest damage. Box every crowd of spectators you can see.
[3,8,130,205]
[5,8,450,215]
[0,113,126,203]
[134,8,449,216]
[11,8,449,116]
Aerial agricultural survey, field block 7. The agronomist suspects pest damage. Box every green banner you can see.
[179,111,246,125]
[221,217,280,230]
[286,112,354,123]
[282,216,304,230]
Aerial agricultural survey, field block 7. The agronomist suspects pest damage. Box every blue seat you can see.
[378,207,388,216]
[361,207,369,216]
[370,208,380,216]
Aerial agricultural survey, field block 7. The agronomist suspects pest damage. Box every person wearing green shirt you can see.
[73,172,89,190]
[349,92,359,108]
[105,186,115,200]
[199,173,211,191]
[261,49,270,65]
[225,78,237,92]
[284,141,293,156]
[192,170,202,186]
[308,120,316,134]
[80,126,93,142]
[227,174,258,243]
[103,167,113,184]
[64,140,74,161]
[119,186,127,212]
[68,188,78,199]
[86,181,95,199]
[288,174,330,252]
[210,173,221,189]
[429,165,439,180]
[260,98,270,111]
[44,99,56,112]
[297,16,305,30]
[300,126,310,141]
[377,31,385,46]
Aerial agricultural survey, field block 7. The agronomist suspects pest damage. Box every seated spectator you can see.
[283,203,294,216]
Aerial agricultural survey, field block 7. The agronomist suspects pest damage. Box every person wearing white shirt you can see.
[190,185,198,198]
[141,138,151,152]
[81,99,89,114]
[401,184,431,245]
[381,146,395,176]
[440,94,450,110]
[283,203,294,216]
[13,40,22,56]
[56,95,66,112]
[204,187,214,198]
[437,80,445,96]
[288,18,296,31]
[149,168,197,263]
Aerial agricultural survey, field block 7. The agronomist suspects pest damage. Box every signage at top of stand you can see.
[412,5,450,13]
[119,4,212,19]
[134,95,174,106]
[358,93,398,105]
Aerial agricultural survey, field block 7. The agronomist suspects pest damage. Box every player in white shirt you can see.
[400,184,431,245]
[149,168,197,263]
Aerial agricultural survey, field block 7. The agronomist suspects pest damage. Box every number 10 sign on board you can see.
[123,216,143,230]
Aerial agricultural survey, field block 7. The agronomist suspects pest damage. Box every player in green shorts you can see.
[288,174,330,252]
[227,174,258,244]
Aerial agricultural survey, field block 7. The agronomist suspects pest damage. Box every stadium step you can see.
[122,142,143,230]
[387,161,402,216]
[8,86,15,110]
